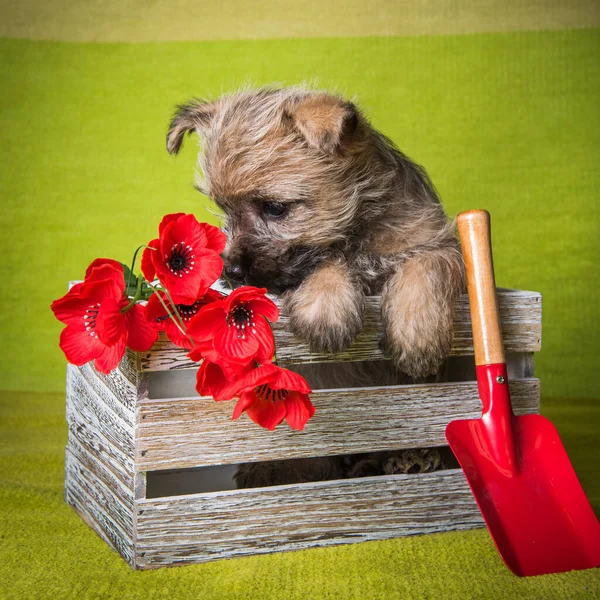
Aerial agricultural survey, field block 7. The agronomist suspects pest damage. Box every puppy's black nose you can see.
[224,263,245,281]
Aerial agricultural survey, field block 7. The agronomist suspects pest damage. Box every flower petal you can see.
[124,304,159,352]
[228,363,280,395]
[214,318,259,362]
[51,278,122,327]
[186,301,226,343]
[59,326,104,365]
[94,336,127,374]
[245,393,287,431]
[285,392,316,431]
[85,258,123,280]
[161,214,207,256]
[141,239,159,282]
[231,391,256,420]
[158,212,186,236]
[223,286,267,313]
[96,297,126,345]
[145,292,168,331]
[248,296,279,324]
[51,292,89,325]
[84,262,125,293]
[196,248,224,285]
[196,360,237,401]
[253,317,275,363]
[200,223,227,254]
[270,366,312,394]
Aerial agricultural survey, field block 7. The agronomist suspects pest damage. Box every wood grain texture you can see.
[65,360,138,567]
[139,290,541,372]
[457,210,504,365]
[66,365,135,481]
[135,468,484,568]
[65,448,135,565]
[136,379,539,471]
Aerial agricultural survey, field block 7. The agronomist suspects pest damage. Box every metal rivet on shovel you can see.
[446,209,600,577]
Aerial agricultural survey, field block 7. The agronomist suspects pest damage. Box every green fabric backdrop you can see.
[1,3,599,598]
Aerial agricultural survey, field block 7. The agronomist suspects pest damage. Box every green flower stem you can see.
[152,289,188,338]
[127,245,145,291]
[154,285,196,348]
[157,285,187,332]
[121,276,143,313]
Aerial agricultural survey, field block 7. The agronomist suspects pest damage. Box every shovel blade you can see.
[446,413,600,576]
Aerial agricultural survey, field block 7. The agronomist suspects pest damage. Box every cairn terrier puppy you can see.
[166,86,464,486]
[166,86,464,378]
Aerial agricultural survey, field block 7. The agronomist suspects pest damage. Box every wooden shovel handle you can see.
[457,210,505,366]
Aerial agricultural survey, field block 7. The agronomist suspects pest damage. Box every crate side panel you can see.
[67,365,135,485]
[75,362,137,426]
[67,433,135,512]
[65,449,135,566]
[136,379,540,471]
[135,469,483,568]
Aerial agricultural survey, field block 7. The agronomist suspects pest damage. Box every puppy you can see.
[166,86,463,486]
[166,86,464,378]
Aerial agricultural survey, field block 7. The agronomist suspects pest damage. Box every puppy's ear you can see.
[166,99,217,155]
[285,94,360,154]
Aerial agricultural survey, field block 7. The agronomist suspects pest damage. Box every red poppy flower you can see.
[188,337,255,385]
[186,286,279,367]
[51,260,158,374]
[145,288,224,349]
[141,213,226,304]
[193,357,255,401]
[85,259,159,352]
[229,363,315,431]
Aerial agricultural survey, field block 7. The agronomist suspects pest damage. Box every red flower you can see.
[146,288,224,349]
[186,286,279,367]
[228,363,315,431]
[194,357,255,401]
[51,260,158,374]
[141,213,226,304]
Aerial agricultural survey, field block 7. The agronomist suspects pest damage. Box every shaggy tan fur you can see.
[167,85,464,378]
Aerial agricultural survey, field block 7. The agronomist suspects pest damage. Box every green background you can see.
[1,3,599,598]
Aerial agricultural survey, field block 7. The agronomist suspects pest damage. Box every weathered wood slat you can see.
[136,379,539,471]
[67,365,135,458]
[75,363,136,427]
[135,469,484,568]
[139,290,542,372]
[65,450,135,565]
[67,433,134,512]
[66,365,135,485]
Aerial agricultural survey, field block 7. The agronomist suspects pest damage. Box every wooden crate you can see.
[64,288,542,569]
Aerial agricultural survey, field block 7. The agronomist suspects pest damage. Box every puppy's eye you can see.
[262,201,288,218]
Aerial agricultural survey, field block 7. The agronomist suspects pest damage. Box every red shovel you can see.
[446,209,600,577]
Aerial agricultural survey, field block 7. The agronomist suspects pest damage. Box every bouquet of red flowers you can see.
[51,213,315,431]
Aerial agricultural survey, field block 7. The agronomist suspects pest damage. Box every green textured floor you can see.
[1,2,599,597]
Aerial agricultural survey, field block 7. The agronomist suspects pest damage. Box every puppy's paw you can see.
[381,252,461,378]
[283,261,364,353]
[380,317,452,379]
[383,449,445,475]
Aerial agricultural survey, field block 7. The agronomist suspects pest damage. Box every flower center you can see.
[167,242,195,277]
[83,303,100,338]
[178,300,203,322]
[225,303,255,339]
[256,384,289,403]
[154,299,203,325]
